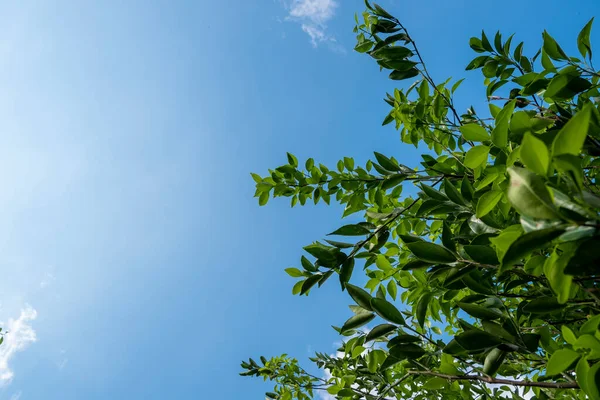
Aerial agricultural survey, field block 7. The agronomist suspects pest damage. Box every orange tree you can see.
[241,2,600,399]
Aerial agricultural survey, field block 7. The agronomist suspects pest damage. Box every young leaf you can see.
[546,348,580,375]
[576,358,591,396]
[459,124,490,142]
[476,190,503,218]
[588,362,600,399]
[285,268,304,278]
[464,146,490,169]
[520,133,549,176]
[552,103,593,157]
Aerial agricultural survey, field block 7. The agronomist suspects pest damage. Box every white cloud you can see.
[9,390,22,400]
[285,0,341,48]
[0,306,37,384]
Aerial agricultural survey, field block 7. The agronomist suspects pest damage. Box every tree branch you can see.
[406,370,579,389]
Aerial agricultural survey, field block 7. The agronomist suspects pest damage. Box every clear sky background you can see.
[0,0,597,399]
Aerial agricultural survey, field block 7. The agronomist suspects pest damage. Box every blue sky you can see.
[0,0,597,399]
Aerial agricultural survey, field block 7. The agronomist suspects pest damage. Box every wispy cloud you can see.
[285,0,341,49]
[40,272,55,289]
[9,390,22,400]
[0,306,37,384]
[57,349,68,371]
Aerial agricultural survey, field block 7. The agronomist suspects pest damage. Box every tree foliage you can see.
[241,3,600,399]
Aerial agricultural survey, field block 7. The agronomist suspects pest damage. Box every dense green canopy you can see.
[242,3,600,399]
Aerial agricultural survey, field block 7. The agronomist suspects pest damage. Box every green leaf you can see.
[406,242,457,264]
[365,324,397,342]
[483,348,506,376]
[326,240,355,249]
[287,152,298,167]
[580,315,600,334]
[370,297,405,325]
[301,274,322,295]
[301,255,316,272]
[375,255,393,271]
[457,302,504,320]
[381,174,406,190]
[552,103,593,156]
[459,124,490,142]
[443,339,467,355]
[374,152,400,171]
[455,330,503,351]
[491,100,516,148]
[285,268,304,278]
[337,388,356,397]
[464,145,489,169]
[259,191,269,206]
[416,293,431,328]
[502,227,564,268]
[522,297,564,314]
[577,18,594,59]
[420,184,447,201]
[443,179,467,206]
[546,348,580,375]
[464,245,499,265]
[292,280,303,295]
[389,343,426,359]
[576,358,591,396]
[562,326,578,345]
[544,249,574,304]
[507,167,559,220]
[389,68,419,81]
[329,224,371,236]
[339,258,355,288]
[387,280,398,301]
[355,41,374,53]
[347,284,374,311]
[469,37,485,52]
[520,133,549,176]
[481,31,493,52]
[481,321,516,343]
[341,312,375,333]
[542,31,568,60]
[588,362,600,399]
[371,46,413,60]
[544,74,591,100]
[476,190,503,218]
[250,173,262,183]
